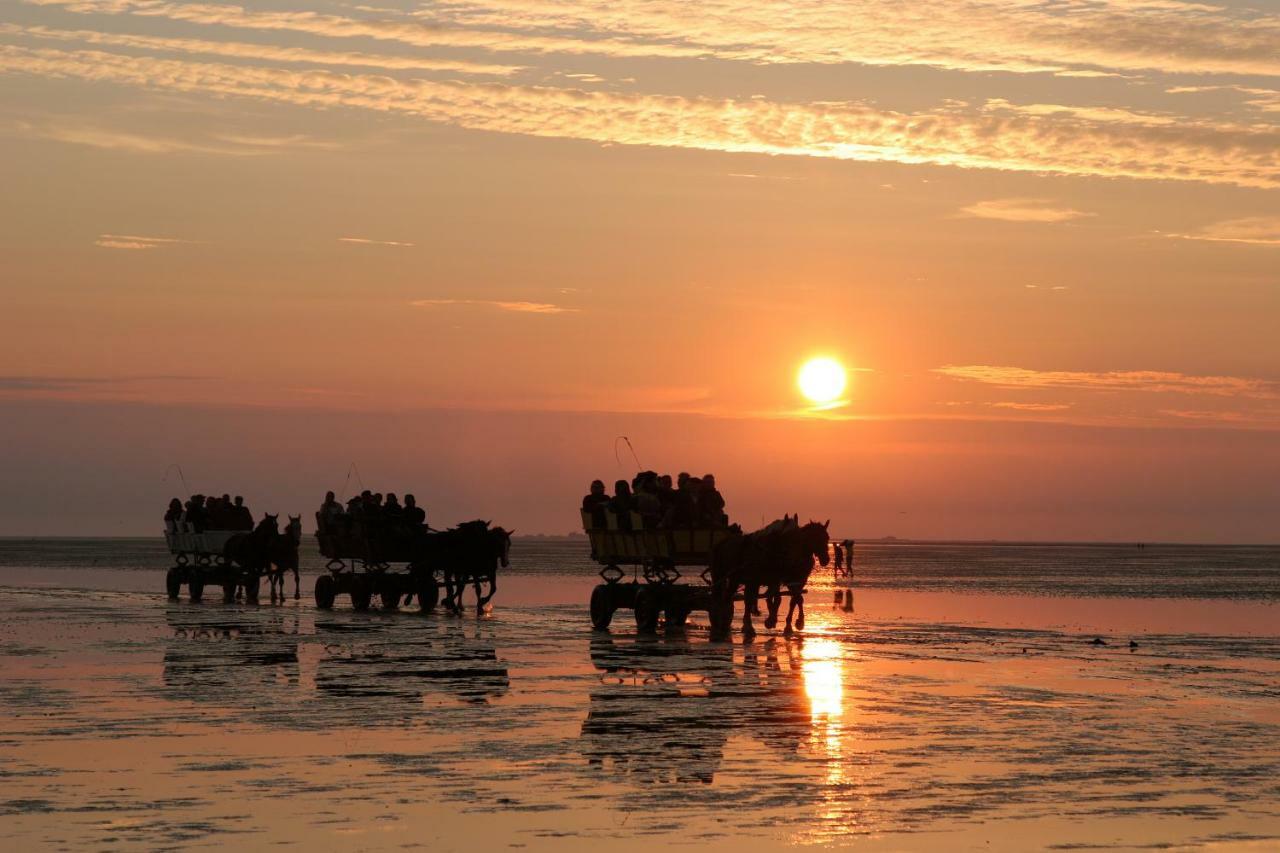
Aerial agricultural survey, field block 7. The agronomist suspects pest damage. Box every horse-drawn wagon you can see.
[582,509,738,634]
[583,509,831,639]
[164,514,300,603]
[314,513,511,614]
[313,517,438,611]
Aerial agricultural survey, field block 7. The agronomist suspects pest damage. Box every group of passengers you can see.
[316,489,427,538]
[165,494,253,532]
[582,471,728,530]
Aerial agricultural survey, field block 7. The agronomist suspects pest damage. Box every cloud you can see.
[990,402,1072,412]
[961,198,1094,223]
[95,233,194,249]
[339,236,414,247]
[0,374,201,390]
[1161,217,1280,247]
[936,365,1280,400]
[1,45,1276,188]
[10,119,334,156]
[411,299,579,314]
[27,0,1280,78]
[1,22,525,76]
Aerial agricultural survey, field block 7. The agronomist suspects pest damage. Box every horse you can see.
[436,521,512,616]
[761,519,830,635]
[265,515,302,602]
[709,515,829,641]
[223,514,279,600]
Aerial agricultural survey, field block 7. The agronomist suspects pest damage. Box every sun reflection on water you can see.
[802,637,845,719]
[799,630,854,842]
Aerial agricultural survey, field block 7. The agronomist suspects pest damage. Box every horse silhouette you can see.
[709,515,829,640]
[265,515,302,601]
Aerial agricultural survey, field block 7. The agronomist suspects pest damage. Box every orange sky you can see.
[0,0,1277,538]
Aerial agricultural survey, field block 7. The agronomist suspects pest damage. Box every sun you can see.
[798,357,847,405]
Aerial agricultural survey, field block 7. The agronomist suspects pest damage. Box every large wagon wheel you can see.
[634,586,660,635]
[165,568,182,600]
[314,574,336,610]
[590,584,616,631]
[416,574,439,613]
[350,576,372,611]
[189,580,205,603]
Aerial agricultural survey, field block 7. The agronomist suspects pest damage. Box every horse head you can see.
[255,513,279,536]
[286,515,302,543]
[802,519,831,566]
[492,527,512,568]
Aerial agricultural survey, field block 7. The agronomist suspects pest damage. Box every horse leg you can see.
[794,586,805,630]
[292,566,300,600]
[764,584,782,629]
[476,570,496,614]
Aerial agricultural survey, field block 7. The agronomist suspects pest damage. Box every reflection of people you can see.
[314,620,508,710]
[581,636,808,787]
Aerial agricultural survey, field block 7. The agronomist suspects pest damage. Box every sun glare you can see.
[798,357,847,405]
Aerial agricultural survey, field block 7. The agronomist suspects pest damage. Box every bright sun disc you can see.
[798,358,847,405]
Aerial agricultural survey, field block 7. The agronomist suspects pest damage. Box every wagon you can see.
[582,509,738,633]
[312,516,439,612]
[164,521,263,603]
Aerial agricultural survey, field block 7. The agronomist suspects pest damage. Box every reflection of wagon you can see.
[164,521,263,603]
[313,517,439,612]
[582,509,737,634]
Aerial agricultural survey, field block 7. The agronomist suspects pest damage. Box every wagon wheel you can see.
[350,577,372,611]
[314,574,336,610]
[381,588,401,610]
[165,568,182,600]
[416,575,439,613]
[634,586,660,635]
[244,575,260,604]
[189,581,205,603]
[590,584,616,631]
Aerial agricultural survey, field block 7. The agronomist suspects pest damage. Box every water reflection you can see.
[162,606,301,700]
[313,618,509,713]
[581,636,812,788]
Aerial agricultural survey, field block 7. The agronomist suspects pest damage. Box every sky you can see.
[0,0,1277,540]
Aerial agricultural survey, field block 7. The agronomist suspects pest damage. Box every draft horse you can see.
[437,521,512,616]
[708,515,829,641]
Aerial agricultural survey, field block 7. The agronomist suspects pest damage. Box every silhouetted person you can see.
[699,474,726,526]
[384,492,403,518]
[582,480,611,528]
[233,495,253,530]
[319,490,343,531]
[608,480,634,530]
[164,498,183,525]
[833,543,844,572]
[403,494,426,529]
[632,475,662,528]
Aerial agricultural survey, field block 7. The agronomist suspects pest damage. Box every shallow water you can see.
[0,541,1278,850]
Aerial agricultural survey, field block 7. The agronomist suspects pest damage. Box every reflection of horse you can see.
[265,515,302,602]
[581,636,809,788]
[709,516,830,640]
[313,619,509,713]
[414,521,511,616]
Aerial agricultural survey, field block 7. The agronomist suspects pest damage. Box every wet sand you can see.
[1,569,1278,851]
